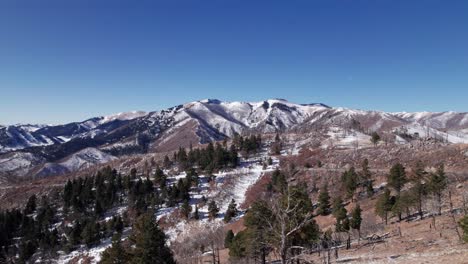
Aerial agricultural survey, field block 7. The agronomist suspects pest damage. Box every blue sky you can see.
[1,0,467,125]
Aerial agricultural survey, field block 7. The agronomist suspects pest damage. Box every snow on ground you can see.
[53,147,279,262]
[55,227,132,264]
[162,151,279,242]
[100,111,147,124]
[322,127,372,149]
[396,123,468,144]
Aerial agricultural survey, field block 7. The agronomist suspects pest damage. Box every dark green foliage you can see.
[267,157,273,165]
[99,234,130,264]
[375,188,395,224]
[24,195,37,215]
[180,200,192,219]
[388,163,407,194]
[174,142,239,172]
[342,167,358,200]
[82,220,101,248]
[19,239,37,262]
[228,230,249,259]
[269,168,287,193]
[360,159,374,196]
[391,191,416,221]
[332,197,349,232]
[350,204,362,232]
[270,133,282,155]
[459,215,468,243]
[224,199,238,223]
[411,161,428,219]
[208,200,219,220]
[428,163,447,215]
[224,230,235,248]
[233,134,262,157]
[238,186,320,263]
[129,213,175,264]
[371,131,381,146]
[317,185,331,216]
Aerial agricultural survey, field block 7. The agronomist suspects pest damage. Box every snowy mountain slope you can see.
[1,99,468,179]
[394,111,468,130]
[33,148,116,178]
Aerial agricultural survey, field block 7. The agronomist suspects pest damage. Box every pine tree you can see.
[317,185,331,216]
[129,213,175,264]
[360,159,374,196]
[375,189,394,224]
[24,194,37,215]
[342,167,358,201]
[350,204,362,238]
[370,132,381,146]
[163,155,172,169]
[82,220,100,248]
[411,161,428,219]
[388,163,407,195]
[332,197,348,232]
[100,233,130,264]
[224,230,235,248]
[180,200,192,219]
[208,200,219,220]
[224,199,238,223]
[428,163,447,215]
[271,168,287,193]
[392,191,415,221]
[459,215,468,243]
[193,204,200,220]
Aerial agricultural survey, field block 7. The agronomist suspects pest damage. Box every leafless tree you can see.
[255,188,315,264]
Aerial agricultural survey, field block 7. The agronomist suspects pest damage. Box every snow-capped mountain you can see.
[1,99,467,178]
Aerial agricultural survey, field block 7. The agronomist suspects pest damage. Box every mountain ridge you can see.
[1,98,468,179]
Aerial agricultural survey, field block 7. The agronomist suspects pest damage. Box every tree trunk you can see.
[261,247,266,264]
[418,197,423,220]
[437,193,442,216]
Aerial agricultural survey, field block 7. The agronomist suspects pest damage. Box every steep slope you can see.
[33,148,117,178]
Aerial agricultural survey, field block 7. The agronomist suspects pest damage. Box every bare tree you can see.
[255,187,316,264]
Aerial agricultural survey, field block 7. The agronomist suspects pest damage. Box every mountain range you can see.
[1,98,468,179]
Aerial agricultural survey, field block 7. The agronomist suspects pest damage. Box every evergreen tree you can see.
[63,180,73,210]
[129,213,175,264]
[428,163,447,215]
[180,200,192,219]
[270,168,287,193]
[228,230,249,259]
[224,199,238,223]
[411,161,428,219]
[193,204,200,220]
[375,189,395,224]
[163,155,172,169]
[332,197,348,232]
[267,157,273,166]
[224,230,235,248]
[392,191,415,221]
[370,132,381,146]
[317,185,331,216]
[459,215,468,243]
[342,167,358,201]
[18,239,37,263]
[24,194,37,215]
[100,233,131,264]
[350,204,362,237]
[82,220,100,248]
[360,159,374,196]
[208,200,219,220]
[388,163,407,195]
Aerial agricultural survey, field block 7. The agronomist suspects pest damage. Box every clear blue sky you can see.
[1,0,467,125]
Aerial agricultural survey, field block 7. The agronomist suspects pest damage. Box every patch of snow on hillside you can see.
[100,111,147,124]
